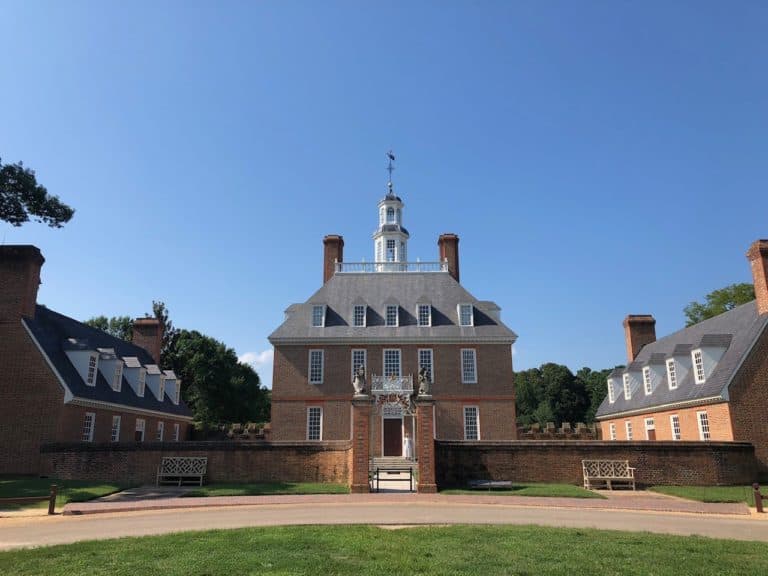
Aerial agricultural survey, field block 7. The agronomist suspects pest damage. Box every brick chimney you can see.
[0,245,45,321]
[438,233,460,282]
[747,239,768,316]
[323,235,344,283]
[623,315,656,362]
[132,317,162,365]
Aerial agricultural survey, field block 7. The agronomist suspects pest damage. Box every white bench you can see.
[156,456,208,486]
[582,459,636,490]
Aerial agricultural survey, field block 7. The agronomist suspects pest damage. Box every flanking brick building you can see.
[269,181,518,460]
[0,245,193,475]
[596,239,768,474]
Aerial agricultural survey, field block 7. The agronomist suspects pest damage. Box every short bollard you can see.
[48,484,58,515]
[754,483,764,514]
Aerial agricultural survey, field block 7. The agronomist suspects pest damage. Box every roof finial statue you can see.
[386,150,395,195]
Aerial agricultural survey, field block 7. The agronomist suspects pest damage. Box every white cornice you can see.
[22,318,74,402]
[595,395,725,420]
[269,335,517,346]
[68,397,194,421]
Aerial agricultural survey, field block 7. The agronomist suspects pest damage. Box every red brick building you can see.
[596,239,768,474]
[269,180,518,459]
[0,245,193,475]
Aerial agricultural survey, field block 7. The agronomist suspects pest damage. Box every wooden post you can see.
[754,483,764,513]
[48,485,58,515]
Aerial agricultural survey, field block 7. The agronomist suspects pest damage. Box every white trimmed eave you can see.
[22,318,74,402]
[68,397,194,421]
[269,334,518,346]
[595,395,726,420]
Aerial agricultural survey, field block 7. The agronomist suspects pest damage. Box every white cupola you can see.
[373,153,410,264]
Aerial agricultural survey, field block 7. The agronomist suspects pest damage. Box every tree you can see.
[84,315,133,340]
[684,283,755,326]
[151,300,179,369]
[575,366,616,423]
[0,158,74,227]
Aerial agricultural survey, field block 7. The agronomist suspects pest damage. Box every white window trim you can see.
[417,304,432,327]
[307,406,323,441]
[642,367,652,395]
[158,379,165,401]
[352,304,366,327]
[86,355,98,386]
[692,349,706,384]
[625,420,633,440]
[418,348,434,381]
[112,364,123,392]
[644,417,655,440]
[385,305,399,327]
[110,415,121,442]
[623,373,631,400]
[82,412,95,442]
[463,405,480,440]
[461,348,477,384]
[383,348,402,378]
[458,303,474,327]
[666,358,678,390]
[138,368,146,397]
[311,305,326,328]
[670,415,681,441]
[697,410,711,441]
[135,418,146,442]
[156,421,165,441]
[609,423,617,441]
[607,380,615,403]
[309,349,324,384]
[172,422,180,442]
[351,349,367,379]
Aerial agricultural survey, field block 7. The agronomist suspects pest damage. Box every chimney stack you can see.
[623,315,656,362]
[323,235,344,283]
[132,317,163,365]
[438,233,460,282]
[747,239,768,316]
[0,245,44,321]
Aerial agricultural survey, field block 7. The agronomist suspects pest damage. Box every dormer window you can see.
[417,304,431,327]
[692,350,705,384]
[353,305,366,327]
[623,373,631,400]
[86,355,98,386]
[311,305,326,328]
[458,304,473,327]
[666,359,678,390]
[138,368,146,397]
[112,363,123,392]
[642,367,652,395]
[174,383,180,405]
[385,305,398,327]
[607,380,615,403]
[158,378,165,401]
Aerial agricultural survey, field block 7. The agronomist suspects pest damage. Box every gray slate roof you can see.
[269,272,517,344]
[596,301,768,418]
[24,305,192,418]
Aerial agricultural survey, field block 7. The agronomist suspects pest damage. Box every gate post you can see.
[415,396,437,493]
[350,395,373,493]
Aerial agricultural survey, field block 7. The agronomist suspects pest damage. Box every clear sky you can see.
[2,1,766,388]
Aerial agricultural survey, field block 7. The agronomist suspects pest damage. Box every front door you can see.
[383,418,402,456]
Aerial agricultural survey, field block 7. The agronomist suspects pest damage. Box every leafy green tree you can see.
[575,366,616,423]
[684,283,755,326]
[514,368,544,426]
[151,300,179,369]
[84,315,133,340]
[0,158,74,227]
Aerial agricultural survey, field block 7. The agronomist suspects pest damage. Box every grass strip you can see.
[650,485,757,507]
[441,482,605,498]
[183,481,350,497]
[0,477,129,511]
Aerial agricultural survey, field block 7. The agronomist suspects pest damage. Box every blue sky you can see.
[2,1,766,388]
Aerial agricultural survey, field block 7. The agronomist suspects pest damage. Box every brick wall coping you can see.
[40,440,352,453]
[436,440,754,451]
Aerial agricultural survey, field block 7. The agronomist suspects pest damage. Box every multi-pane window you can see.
[697,411,711,440]
[138,369,146,397]
[307,406,322,440]
[625,420,633,440]
[609,423,617,441]
[386,207,395,224]
[386,239,396,261]
[417,304,431,327]
[666,359,678,390]
[112,364,123,391]
[87,355,97,385]
[110,415,121,442]
[311,305,325,327]
[156,421,164,441]
[174,384,180,405]
[642,367,652,395]
[351,349,367,379]
[623,374,632,400]
[158,379,165,401]
[82,412,95,442]
[464,406,479,440]
[384,349,401,377]
[461,349,477,384]
[670,415,681,441]
[458,304,473,326]
[309,350,324,384]
[644,418,655,440]
[607,380,615,403]
[693,350,705,384]
[353,305,366,327]
[135,418,145,442]
[172,423,180,441]
[386,305,398,327]
[418,349,433,382]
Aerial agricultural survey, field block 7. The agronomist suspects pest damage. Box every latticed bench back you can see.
[160,457,208,476]
[583,460,632,478]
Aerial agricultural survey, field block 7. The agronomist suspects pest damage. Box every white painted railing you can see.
[371,374,413,393]
[335,261,448,273]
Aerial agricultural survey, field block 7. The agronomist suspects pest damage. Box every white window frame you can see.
[642,367,652,395]
[307,406,322,441]
[112,363,123,391]
[607,380,615,403]
[158,378,165,401]
[625,420,633,440]
[138,368,146,397]
[386,238,396,261]
[383,349,401,378]
[352,305,366,327]
[666,358,678,390]
[110,415,121,442]
[418,349,434,382]
[86,355,98,386]
[644,417,655,440]
[461,348,477,384]
[385,305,399,327]
[697,411,711,440]
[174,383,180,405]
[458,304,474,327]
[623,373,631,400]
[351,349,367,379]
[172,422,180,441]
[135,418,145,442]
[670,415,681,441]
[156,421,164,441]
[609,423,617,441]
[417,304,431,327]
[463,406,480,440]
[692,349,706,384]
[311,305,326,328]
[309,350,324,384]
[82,412,95,442]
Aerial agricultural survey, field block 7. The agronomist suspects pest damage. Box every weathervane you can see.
[386,150,395,193]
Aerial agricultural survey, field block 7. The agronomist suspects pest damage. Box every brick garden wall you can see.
[41,441,351,485]
[435,440,757,487]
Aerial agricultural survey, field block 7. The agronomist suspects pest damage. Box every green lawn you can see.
[650,485,757,507]
[441,482,605,499]
[182,481,350,497]
[1,525,766,575]
[0,477,129,511]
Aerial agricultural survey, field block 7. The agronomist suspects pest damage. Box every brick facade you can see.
[599,402,733,442]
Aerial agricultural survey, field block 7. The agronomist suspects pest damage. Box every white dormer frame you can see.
[158,376,166,402]
[607,379,616,403]
[352,304,366,327]
[112,362,123,392]
[138,368,146,397]
[311,305,326,328]
[692,349,706,384]
[623,373,631,400]
[458,303,474,327]
[642,367,652,395]
[666,358,678,390]
[86,354,98,386]
[385,304,399,327]
[417,304,432,327]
